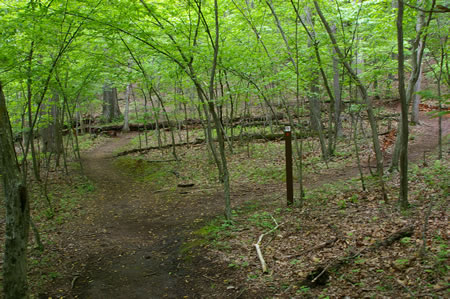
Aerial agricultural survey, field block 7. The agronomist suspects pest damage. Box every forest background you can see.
[0,0,448,298]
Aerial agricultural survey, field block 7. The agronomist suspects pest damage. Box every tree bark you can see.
[41,93,64,157]
[391,0,436,170]
[396,0,409,208]
[331,24,342,139]
[411,0,426,124]
[0,82,30,299]
[122,83,131,132]
[102,83,121,123]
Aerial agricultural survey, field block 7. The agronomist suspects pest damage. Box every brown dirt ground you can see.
[36,108,448,298]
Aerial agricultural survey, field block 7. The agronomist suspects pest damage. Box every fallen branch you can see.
[144,159,177,163]
[287,237,338,259]
[253,215,283,273]
[301,224,415,287]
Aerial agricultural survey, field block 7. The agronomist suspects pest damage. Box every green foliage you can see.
[248,211,278,230]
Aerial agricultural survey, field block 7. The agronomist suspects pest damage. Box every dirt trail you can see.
[305,110,448,187]
[72,134,226,298]
[70,111,447,298]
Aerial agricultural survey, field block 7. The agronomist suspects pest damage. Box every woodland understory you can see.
[0,0,449,298]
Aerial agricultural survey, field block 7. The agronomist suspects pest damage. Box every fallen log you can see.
[231,112,284,124]
[115,131,318,157]
[116,139,205,156]
[91,113,285,134]
[91,119,202,133]
[299,224,414,288]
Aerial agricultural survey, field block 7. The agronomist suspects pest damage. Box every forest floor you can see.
[0,105,448,298]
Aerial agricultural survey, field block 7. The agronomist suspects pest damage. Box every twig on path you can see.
[71,275,80,289]
[203,274,215,281]
[253,215,283,273]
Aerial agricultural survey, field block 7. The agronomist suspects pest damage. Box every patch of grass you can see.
[180,218,236,261]
[77,134,108,152]
[248,211,278,230]
[114,156,177,188]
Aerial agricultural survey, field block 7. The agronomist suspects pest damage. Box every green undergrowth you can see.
[180,199,285,261]
[2,173,97,295]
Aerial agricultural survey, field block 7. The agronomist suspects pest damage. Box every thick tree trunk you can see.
[102,83,121,123]
[0,82,30,299]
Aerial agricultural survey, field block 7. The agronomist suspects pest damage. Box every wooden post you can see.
[285,126,294,206]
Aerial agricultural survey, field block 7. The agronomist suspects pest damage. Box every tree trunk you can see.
[102,83,121,123]
[331,24,342,138]
[152,87,178,160]
[411,0,426,124]
[391,0,435,170]
[41,93,64,158]
[304,6,328,162]
[25,42,40,181]
[0,82,31,299]
[397,0,409,208]
[122,83,131,132]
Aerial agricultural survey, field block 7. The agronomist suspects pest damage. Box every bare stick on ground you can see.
[253,215,283,273]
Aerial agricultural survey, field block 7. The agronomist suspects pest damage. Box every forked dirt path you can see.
[72,134,231,298]
[71,111,447,298]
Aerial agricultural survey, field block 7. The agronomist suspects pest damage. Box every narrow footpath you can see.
[72,134,224,298]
